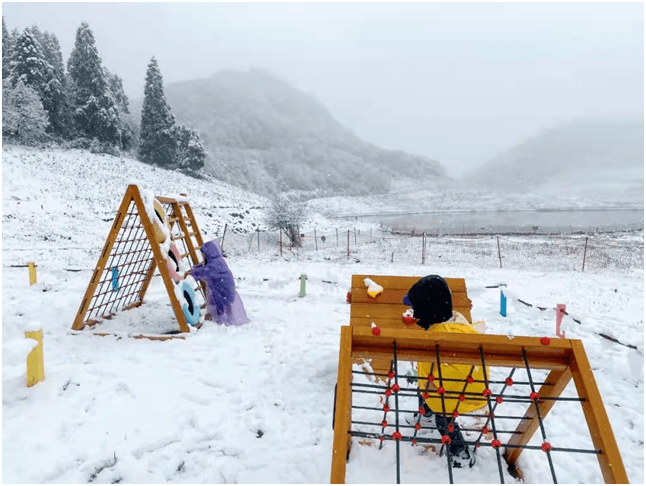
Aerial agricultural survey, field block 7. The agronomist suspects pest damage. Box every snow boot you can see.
[435,414,476,468]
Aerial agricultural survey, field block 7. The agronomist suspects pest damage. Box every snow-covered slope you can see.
[2,145,644,484]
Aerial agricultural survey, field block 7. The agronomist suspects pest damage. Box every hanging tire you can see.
[152,198,170,244]
[166,242,183,282]
[180,280,200,326]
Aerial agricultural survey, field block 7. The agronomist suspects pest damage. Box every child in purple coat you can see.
[190,239,249,326]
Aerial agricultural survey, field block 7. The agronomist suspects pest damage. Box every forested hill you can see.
[466,115,644,204]
[134,68,446,197]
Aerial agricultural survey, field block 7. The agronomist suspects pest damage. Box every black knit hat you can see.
[406,275,452,330]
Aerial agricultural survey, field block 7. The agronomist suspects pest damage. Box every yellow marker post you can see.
[25,330,45,387]
[28,262,37,285]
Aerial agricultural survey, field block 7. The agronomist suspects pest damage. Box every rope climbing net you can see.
[331,327,628,484]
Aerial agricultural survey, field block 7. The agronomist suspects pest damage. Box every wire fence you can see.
[221,228,644,273]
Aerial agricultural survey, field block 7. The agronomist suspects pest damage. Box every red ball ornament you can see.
[412,439,418,445]
[427,374,435,383]
[415,423,421,431]
[418,407,426,415]
[383,405,390,413]
[436,386,446,395]
[346,292,351,304]
[385,389,392,397]
[505,377,514,387]
[379,435,385,442]
[459,395,466,402]
[382,420,388,428]
[475,443,481,448]
[393,431,402,441]
[448,424,454,433]
[496,396,504,404]
[388,371,395,379]
[452,410,460,418]
[391,384,400,393]
[372,326,381,336]
[540,336,551,345]
[542,442,552,452]
[483,388,492,397]
[466,376,475,384]
[491,439,502,449]
[482,427,489,434]
[530,391,540,401]
[422,392,429,400]
[441,435,451,445]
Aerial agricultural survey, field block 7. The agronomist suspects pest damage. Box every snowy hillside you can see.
[2,145,644,483]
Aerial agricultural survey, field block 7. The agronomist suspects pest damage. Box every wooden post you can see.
[497,236,502,268]
[330,326,353,484]
[422,232,426,264]
[315,228,318,251]
[569,340,629,483]
[347,230,350,259]
[28,262,37,285]
[25,330,45,387]
[221,223,228,251]
[257,229,260,252]
[582,237,589,272]
[279,229,282,257]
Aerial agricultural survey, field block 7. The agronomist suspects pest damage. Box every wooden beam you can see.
[504,366,573,463]
[331,326,354,484]
[569,340,629,483]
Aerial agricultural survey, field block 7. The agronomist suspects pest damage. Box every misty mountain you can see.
[466,116,644,204]
[134,68,446,197]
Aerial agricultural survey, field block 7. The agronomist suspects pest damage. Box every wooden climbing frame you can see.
[71,184,205,337]
[330,326,628,484]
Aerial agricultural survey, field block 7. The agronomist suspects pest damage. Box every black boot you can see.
[434,415,476,468]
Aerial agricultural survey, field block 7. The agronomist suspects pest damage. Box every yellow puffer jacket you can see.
[417,312,489,414]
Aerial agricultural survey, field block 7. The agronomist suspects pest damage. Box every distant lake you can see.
[349,209,644,234]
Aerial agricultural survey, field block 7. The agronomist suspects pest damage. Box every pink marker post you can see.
[556,304,566,338]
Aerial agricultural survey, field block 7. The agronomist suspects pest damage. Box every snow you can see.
[2,145,644,483]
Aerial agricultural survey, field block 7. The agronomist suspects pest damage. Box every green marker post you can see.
[299,274,307,297]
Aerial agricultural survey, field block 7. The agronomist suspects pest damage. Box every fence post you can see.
[354,228,357,245]
[336,228,339,247]
[497,236,502,268]
[582,237,589,272]
[279,229,282,257]
[257,229,260,252]
[347,230,350,259]
[422,232,426,265]
[500,289,507,317]
[28,262,37,285]
[221,223,228,252]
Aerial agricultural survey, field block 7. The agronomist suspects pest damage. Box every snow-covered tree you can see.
[2,78,49,143]
[38,30,71,137]
[67,22,120,145]
[8,28,47,93]
[264,195,308,246]
[174,124,206,172]
[104,68,129,114]
[139,57,177,167]
[2,16,12,79]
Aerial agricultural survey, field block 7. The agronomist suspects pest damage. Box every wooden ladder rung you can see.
[180,252,190,259]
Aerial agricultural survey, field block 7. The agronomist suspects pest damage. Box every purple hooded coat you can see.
[191,239,249,326]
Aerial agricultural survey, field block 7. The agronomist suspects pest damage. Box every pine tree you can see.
[8,28,47,93]
[139,56,177,167]
[2,16,12,79]
[2,78,49,143]
[67,22,120,145]
[104,67,129,114]
[175,125,206,172]
[39,31,71,137]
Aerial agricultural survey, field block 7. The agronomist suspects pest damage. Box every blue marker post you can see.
[299,274,307,297]
[110,268,119,292]
[500,288,507,317]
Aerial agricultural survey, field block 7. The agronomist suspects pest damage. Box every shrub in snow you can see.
[2,78,49,144]
[264,195,309,247]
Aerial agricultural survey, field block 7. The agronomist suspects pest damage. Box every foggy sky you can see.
[3,2,643,176]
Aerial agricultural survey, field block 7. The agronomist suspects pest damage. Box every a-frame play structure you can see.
[72,184,206,338]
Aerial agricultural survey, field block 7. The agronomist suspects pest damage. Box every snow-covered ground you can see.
[2,146,644,483]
